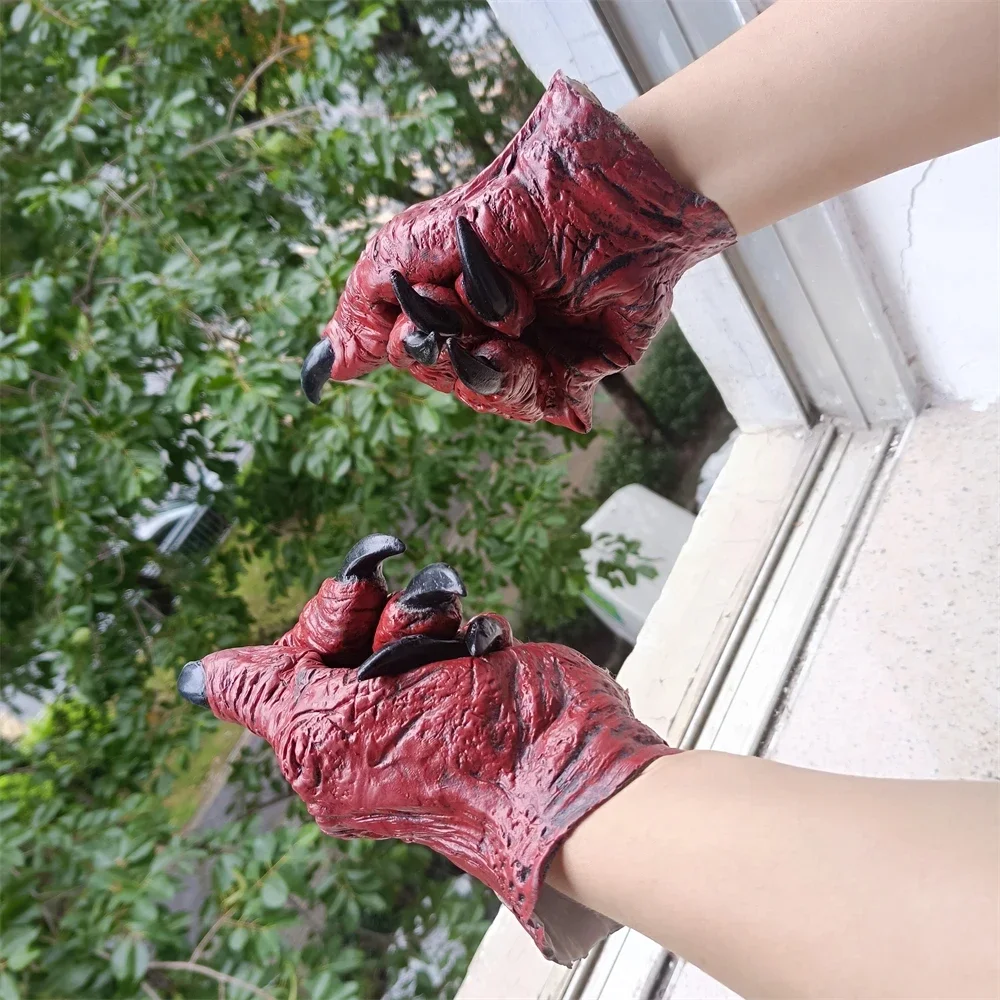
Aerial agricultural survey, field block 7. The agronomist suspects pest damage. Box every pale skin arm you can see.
[616,0,1000,235]
[548,752,1000,999]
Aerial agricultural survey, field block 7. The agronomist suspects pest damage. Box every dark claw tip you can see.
[178,660,208,707]
[401,562,466,608]
[455,216,515,323]
[338,534,406,584]
[301,339,335,404]
[389,270,462,337]
[447,339,503,396]
[402,328,441,367]
[464,616,510,657]
[357,635,468,681]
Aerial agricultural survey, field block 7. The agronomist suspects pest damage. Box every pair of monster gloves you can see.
[179,74,735,964]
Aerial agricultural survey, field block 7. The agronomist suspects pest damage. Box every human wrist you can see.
[615,73,745,235]
[545,751,689,910]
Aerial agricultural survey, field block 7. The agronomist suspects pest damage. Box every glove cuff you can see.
[511,738,679,964]
[435,643,680,965]
[519,72,737,280]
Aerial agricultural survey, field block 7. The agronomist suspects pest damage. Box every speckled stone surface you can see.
[767,403,999,778]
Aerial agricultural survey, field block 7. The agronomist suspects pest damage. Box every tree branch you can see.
[139,981,163,1000]
[0,546,25,587]
[126,599,155,660]
[76,181,149,305]
[234,791,294,822]
[226,44,303,127]
[147,961,276,1000]
[182,105,317,159]
[190,906,234,963]
[272,1,285,56]
[601,372,676,446]
[35,0,81,29]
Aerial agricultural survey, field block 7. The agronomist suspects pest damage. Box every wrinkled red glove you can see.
[178,534,677,963]
[301,72,736,432]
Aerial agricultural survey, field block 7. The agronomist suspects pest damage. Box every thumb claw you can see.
[301,339,335,403]
[178,659,208,708]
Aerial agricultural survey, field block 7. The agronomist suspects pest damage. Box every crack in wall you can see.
[898,158,937,299]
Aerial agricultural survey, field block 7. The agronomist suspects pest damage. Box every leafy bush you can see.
[594,432,681,504]
[631,319,725,441]
[0,1,559,996]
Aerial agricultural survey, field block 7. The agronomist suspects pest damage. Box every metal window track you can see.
[542,422,899,1000]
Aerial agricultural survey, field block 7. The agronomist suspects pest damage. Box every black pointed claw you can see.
[399,563,466,609]
[301,339,335,404]
[455,216,515,323]
[464,617,508,657]
[402,328,441,367]
[390,270,462,336]
[178,660,208,707]
[337,534,406,584]
[357,635,468,680]
[447,339,503,396]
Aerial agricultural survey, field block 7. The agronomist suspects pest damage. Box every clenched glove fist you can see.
[178,534,677,963]
[301,73,735,432]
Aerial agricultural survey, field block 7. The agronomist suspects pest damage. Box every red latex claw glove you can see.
[301,73,736,432]
[178,534,677,963]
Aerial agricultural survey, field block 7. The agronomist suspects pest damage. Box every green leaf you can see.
[10,3,30,33]
[71,125,97,143]
[0,971,19,1000]
[414,406,440,434]
[60,188,92,211]
[109,937,146,982]
[260,872,289,908]
[1,927,39,972]
[132,939,150,981]
[229,926,249,952]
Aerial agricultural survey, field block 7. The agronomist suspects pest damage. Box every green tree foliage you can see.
[1,0,592,702]
[0,1,610,996]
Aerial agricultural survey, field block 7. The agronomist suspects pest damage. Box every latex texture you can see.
[303,73,736,431]
[179,535,677,963]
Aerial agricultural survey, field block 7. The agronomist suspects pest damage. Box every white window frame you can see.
[460,2,919,997]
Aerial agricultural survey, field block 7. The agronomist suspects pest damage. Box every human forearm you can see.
[617,0,1000,235]
[548,751,1000,998]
